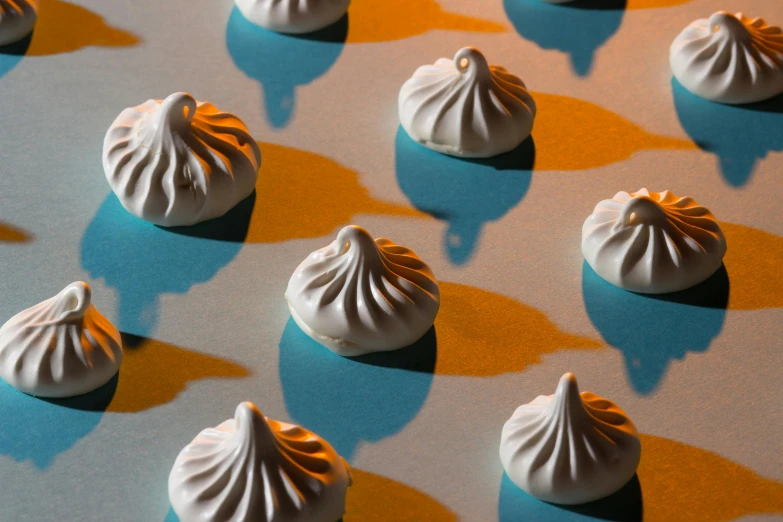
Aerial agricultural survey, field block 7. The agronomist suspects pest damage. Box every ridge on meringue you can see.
[582,188,727,294]
[235,0,350,34]
[168,401,351,522]
[499,373,641,505]
[0,0,37,46]
[285,225,440,356]
[670,11,783,104]
[398,46,536,158]
[0,282,123,398]
[103,92,261,227]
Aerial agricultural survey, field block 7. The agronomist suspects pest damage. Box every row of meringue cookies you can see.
[165,371,639,522]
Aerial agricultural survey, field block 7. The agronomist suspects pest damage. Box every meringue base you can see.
[408,134,523,159]
[286,297,427,357]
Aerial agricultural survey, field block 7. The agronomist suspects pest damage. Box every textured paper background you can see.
[0,0,782,520]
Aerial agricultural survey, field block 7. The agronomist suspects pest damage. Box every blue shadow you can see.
[0,373,116,469]
[0,33,31,79]
[395,128,534,265]
[498,472,643,522]
[671,78,783,187]
[278,318,436,461]
[582,261,729,395]
[503,0,626,77]
[226,7,347,129]
[163,508,178,522]
[81,193,252,338]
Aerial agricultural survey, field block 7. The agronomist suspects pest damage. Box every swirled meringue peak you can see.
[670,12,783,104]
[582,189,727,294]
[398,47,536,158]
[169,402,351,522]
[500,373,641,505]
[103,92,261,227]
[0,0,37,46]
[235,0,350,34]
[0,282,122,398]
[286,225,440,356]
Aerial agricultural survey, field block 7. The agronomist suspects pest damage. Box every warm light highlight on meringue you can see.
[399,47,536,158]
[168,402,351,522]
[103,92,261,227]
[671,12,783,104]
[286,225,440,356]
[0,282,123,398]
[582,189,727,294]
[0,0,37,46]
[500,373,641,505]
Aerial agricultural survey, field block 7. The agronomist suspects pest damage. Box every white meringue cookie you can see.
[0,282,123,398]
[103,92,261,227]
[670,11,783,104]
[235,0,350,34]
[169,402,351,522]
[499,373,641,505]
[286,225,440,356]
[398,47,536,158]
[582,188,727,294]
[0,0,37,46]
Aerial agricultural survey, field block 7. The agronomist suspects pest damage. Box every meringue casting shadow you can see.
[395,128,535,265]
[0,378,113,469]
[278,319,434,461]
[499,472,643,522]
[582,261,729,395]
[226,7,347,129]
[503,0,626,77]
[672,78,783,187]
[81,194,247,337]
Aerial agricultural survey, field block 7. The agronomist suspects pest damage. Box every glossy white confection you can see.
[235,0,350,34]
[0,0,37,46]
[286,225,440,356]
[169,402,351,522]
[0,282,122,398]
[670,12,783,104]
[398,47,536,158]
[582,188,727,294]
[103,92,261,227]
[499,373,641,505]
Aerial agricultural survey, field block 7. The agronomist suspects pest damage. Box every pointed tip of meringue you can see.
[233,401,273,433]
[59,281,92,319]
[337,225,377,249]
[556,372,581,396]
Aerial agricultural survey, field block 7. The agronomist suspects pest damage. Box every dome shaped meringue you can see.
[286,225,440,356]
[169,402,351,522]
[0,0,37,47]
[499,373,641,505]
[0,282,123,398]
[398,47,536,158]
[235,0,350,34]
[670,12,783,104]
[103,92,261,227]
[582,188,727,294]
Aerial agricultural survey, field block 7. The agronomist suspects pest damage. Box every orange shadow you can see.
[434,282,601,376]
[247,142,424,243]
[639,434,783,521]
[722,222,783,310]
[532,92,696,170]
[345,469,457,521]
[107,333,249,413]
[627,0,693,9]
[27,0,138,56]
[346,0,505,43]
[0,222,31,242]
